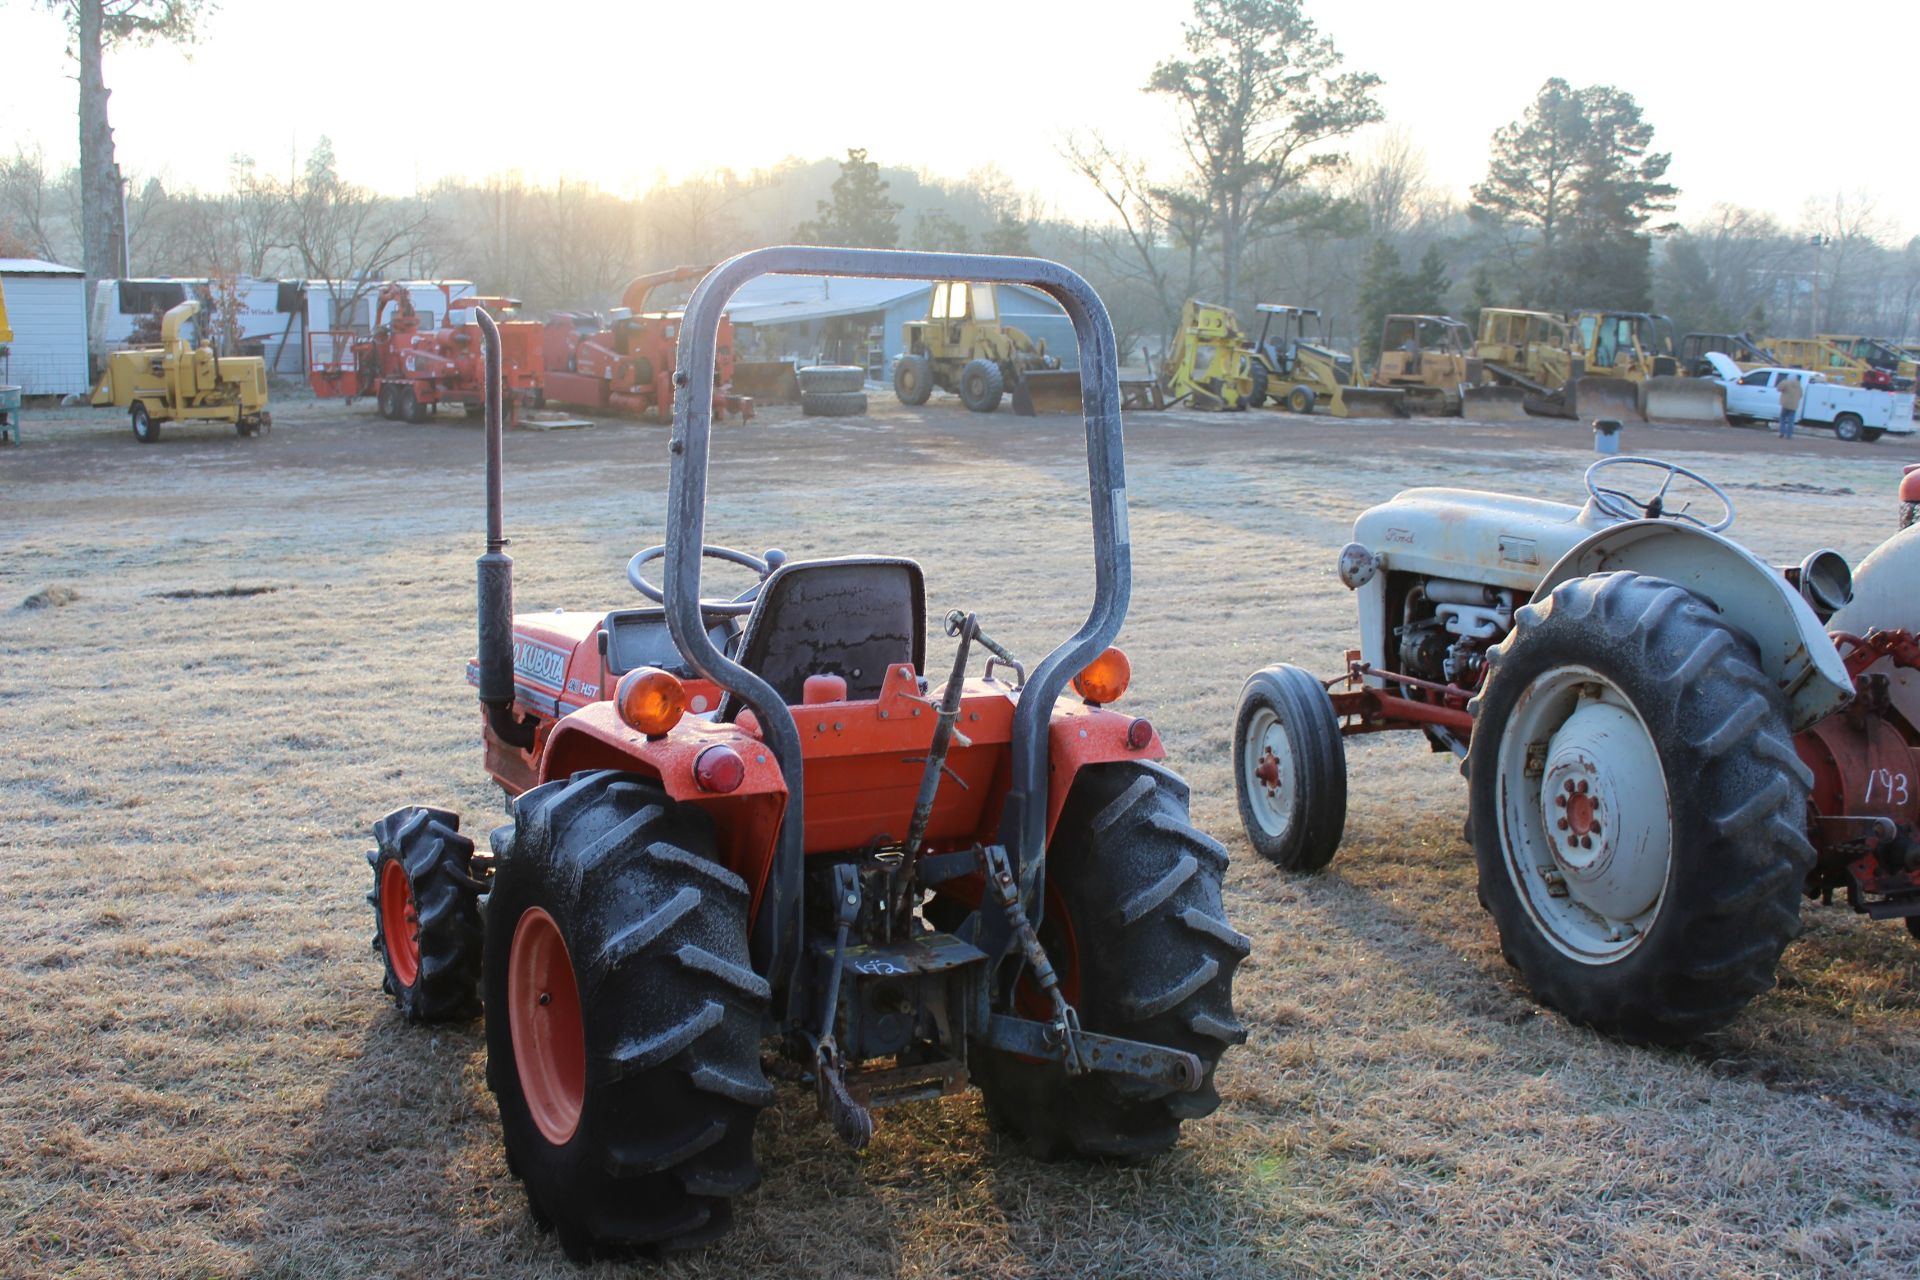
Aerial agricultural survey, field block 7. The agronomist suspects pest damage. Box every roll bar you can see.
[665,247,1130,1001]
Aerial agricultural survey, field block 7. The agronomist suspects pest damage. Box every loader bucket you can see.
[730,360,801,403]
[1329,386,1410,419]
[1011,369,1084,416]
[1567,376,1644,423]
[1640,375,1727,425]
[1460,385,1530,421]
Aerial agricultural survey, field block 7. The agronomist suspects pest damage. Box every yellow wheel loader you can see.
[1371,314,1483,416]
[1245,304,1406,418]
[1159,299,1257,410]
[90,300,270,443]
[893,280,1075,415]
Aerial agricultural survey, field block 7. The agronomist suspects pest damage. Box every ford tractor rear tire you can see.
[368,806,485,1023]
[958,358,1005,413]
[972,762,1247,1160]
[1466,571,1813,1046]
[485,771,771,1262]
[1234,664,1347,871]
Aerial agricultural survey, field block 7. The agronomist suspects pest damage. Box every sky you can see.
[2,0,1914,242]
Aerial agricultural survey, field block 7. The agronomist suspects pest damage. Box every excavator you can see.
[1244,303,1406,417]
[543,265,752,420]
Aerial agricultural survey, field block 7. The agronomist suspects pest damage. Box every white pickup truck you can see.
[1704,352,1915,443]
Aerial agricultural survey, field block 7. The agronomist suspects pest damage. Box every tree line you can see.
[5,0,1917,361]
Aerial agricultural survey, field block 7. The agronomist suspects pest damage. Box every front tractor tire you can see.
[958,358,1005,413]
[1234,664,1347,871]
[893,353,934,405]
[485,771,772,1261]
[973,762,1248,1159]
[368,806,484,1022]
[1467,571,1813,1046]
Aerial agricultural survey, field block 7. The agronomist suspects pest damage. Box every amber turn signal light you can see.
[615,667,686,737]
[1072,646,1131,705]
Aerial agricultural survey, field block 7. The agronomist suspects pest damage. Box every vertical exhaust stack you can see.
[475,307,537,749]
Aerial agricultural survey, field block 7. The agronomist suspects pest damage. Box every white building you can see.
[0,259,89,396]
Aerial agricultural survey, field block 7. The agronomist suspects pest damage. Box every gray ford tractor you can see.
[1234,455,1920,1045]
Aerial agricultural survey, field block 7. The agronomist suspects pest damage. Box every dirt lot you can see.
[3,391,1917,1279]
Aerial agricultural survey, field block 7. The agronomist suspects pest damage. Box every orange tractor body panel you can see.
[484,638,1164,929]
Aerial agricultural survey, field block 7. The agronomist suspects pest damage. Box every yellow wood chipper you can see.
[91,299,271,443]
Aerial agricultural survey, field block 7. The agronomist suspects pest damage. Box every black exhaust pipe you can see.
[475,308,537,750]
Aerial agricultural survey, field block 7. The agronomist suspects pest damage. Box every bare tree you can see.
[287,138,431,331]
[531,179,635,308]
[1343,126,1430,237]
[34,0,214,317]
[1146,0,1382,309]
[1060,132,1209,341]
[0,147,68,261]
[1800,189,1889,333]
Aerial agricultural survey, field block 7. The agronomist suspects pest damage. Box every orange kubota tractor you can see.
[311,285,546,423]
[365,249,1244,1262]
[542,265,752,421]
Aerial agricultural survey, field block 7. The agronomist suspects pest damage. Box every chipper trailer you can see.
[365,251,1245,1261]
[1232,455,1920,1045]
[90,299,270,442]
[308,285,547,423]
[542,265,753,422]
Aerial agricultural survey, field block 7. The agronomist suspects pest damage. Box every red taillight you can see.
[693,744,746,793]
[1126,718,1154,750]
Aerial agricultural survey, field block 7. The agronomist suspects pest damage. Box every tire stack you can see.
[798,365,868,417]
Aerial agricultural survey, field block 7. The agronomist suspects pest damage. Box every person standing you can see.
[1777,373,1802,439]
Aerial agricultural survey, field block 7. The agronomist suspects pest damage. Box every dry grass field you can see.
[3,392,1917,1279]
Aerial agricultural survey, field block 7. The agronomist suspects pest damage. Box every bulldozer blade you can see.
[1329,387,1410,419]
[1641,375,1727,425]
[731,360,801,403]
[1011,369,1083,417]
[1460,385,1531,421]
[1400,386,1456,417]
[1567,376,1645,423]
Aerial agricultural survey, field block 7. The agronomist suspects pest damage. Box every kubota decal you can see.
[513,639,570,691]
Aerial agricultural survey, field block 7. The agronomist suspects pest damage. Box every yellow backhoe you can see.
[1159,299,1257,410]
[90,299,271,443]
[1245,304,1406,417]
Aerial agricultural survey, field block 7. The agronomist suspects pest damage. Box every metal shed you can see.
[0,259,89,396]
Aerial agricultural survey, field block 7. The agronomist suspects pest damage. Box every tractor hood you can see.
[1352,486,1604,593]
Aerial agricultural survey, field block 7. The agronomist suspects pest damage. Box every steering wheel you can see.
[1584,456,1735,532]
[626,544,782,617]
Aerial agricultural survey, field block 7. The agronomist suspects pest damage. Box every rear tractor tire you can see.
[1467,571,1813,1045]
[972,761,1247,1159]
[958,358,1005,413]
[368,807,485,1022]
[800,390,869,417]
[893,354,934,406]
[485,771,772,1261]
[1233,664,1347,871]
[1246,362,1270,409]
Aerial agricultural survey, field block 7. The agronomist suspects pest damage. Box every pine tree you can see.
[1356,240,1404,361]
[793,149,901,249]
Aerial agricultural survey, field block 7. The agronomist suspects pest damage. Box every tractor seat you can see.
[720,556,925,720]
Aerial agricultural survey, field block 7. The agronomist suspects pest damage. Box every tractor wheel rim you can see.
[379,859,421,988]
[1243,707,1295,841]
[1496,665,1671,963]
[509,907,585,1145]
